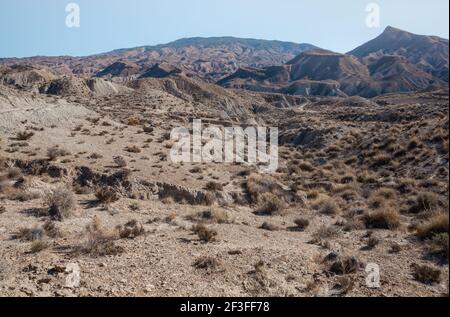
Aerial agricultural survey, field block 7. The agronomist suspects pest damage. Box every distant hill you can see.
[1,37,317,82]
[349,26,449,81]
[0,28,447,98]
[218,27,448,97]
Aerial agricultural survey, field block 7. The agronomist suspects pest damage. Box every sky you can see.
[0,0,448,58]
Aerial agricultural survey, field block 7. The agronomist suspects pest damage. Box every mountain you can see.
[218,28,448,97]
[1,37,317,82]
[349,26,449,81]
[0,28,447,98]
[218,49,375,96]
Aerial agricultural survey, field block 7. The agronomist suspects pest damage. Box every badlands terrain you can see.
[0,26,448,297]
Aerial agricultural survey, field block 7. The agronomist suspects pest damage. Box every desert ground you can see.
[0,80,448,297]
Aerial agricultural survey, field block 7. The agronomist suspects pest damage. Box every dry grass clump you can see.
[187,208,230,224]
[256,192,285,216]
[126,116,141,126]
[366,235,380,249]
[416,212,449,239]
[324,254,360,275]
[408,137,422,150]
[13,226,44,241]
[16,131,34,141]
[44,186,76,220]
[42,220,61,238]
[205,181,223,191]
[340,174,355,184]
[312,225,340,242]
[409,192,442,213]
[427,233,449,261]
[192,224,217,243]
[124,145,141,153]
[95,186,120,205]
[294,218,310,231]
[47,146,70,161]
[113,156,127,168]
[193,256,222,271]
[332,276,354,295]
[362,208,401,230]
[411,264,442,285]
[298,161,314,172]
[117,220,145,239]
[312,197,341,216]
[373,154,391,166]
[1,167,22,180]
[357,171,378,184]
[76,217,123,257]
[372,188,397,200]
[260,222,279,231]
[246,173,278,203]
[30,240,48,253]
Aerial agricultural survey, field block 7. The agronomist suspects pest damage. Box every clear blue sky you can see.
[0,0,448,58]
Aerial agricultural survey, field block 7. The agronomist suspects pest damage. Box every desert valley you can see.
[0,26,448,297]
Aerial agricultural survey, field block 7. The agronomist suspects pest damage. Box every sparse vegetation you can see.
[95,186,120,205]
[294,218,310,231]
[416,212,449,239]
[192,224,217,243]
[16,131,34,141]
[411,264,442,285]
[363,208,401,230]
[44,186,76,220]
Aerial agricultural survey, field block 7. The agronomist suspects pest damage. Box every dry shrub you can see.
[428,233,449,261]
[30,240,48,253]
[416,212,449,239]
[313,197,340,216]
[294,218,310,231]
[3,167,22,180]
[408,137,422,150]
[205,181,223,191]
[340,174,355,184]
[95,186,120,204]
[326,255,360,275]
[373,188,397,200]
[16,131,34,141]
[373,154,391,166]
[47,146,70,161]
[192,224,217,243]
[260,222,279,231]
[246,173,277,203]
[366,235,380,249]
[13,226,44,241]
[193,256,222,271]
[357,171,378,184]
[124,145,141,153]
[117,220,145,239]
[312,225,340,241]
[190,166,202,174]
[77,217,123,257]
[187,208,230,224]
[298,161,314,172]
[43,220,61,238]
[113,156,127,167]
[411,264,442,285]
[126,117,141,126]
[44,186,76,220]
[410,192,442,213]
[362,208,401,230]
[256,192,285,216]
[5,187,41,202]
[333,276,354,295]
